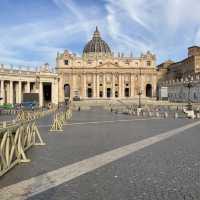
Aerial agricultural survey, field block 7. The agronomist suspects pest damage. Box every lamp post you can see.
[184,77,193,111]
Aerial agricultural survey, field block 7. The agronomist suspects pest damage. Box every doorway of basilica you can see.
[107,88,111,98]
[125,88,130,97]
[87,88,93,98]
[64,84,70,101]
[146,84,152,97]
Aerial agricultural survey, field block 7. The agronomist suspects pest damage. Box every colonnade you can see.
[0,80,59,107]
[71,73,156,99]
[0,80,37,105]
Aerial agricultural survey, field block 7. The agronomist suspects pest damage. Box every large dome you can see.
[83,27,111,55]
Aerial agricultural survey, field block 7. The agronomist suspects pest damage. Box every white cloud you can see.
[105,0,200,62]
[1,0,200,66]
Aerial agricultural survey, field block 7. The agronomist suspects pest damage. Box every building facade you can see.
[56,27,158,103]
[158,46,200,102]
[0,27,158,107]
[0,64,58,106]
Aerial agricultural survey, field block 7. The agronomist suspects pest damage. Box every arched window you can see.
[64,84,70,99]
[146,84,152,97]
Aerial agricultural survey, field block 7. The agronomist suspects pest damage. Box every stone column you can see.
[26,82,30,93]
[9,81,13,104]
[152,76,157,97]
[72,74,76,98]
[58,76,64,103]
[18,81,22,104]
[119,74,122,97]
[52,80,58,105]
[121,75,124,98]
[0,80,4,105]
[103,74,106,98]
[96,74,99,98]
[93,73,96,98]
[83,74,87,98]
[112,74,115,98]
[140,74,144,97]
[131,74,134,97]
[39,82,43,107]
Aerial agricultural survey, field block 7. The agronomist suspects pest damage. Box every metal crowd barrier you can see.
[0,119,46,176]
[112,106,195,120]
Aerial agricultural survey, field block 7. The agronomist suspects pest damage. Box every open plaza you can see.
[0,99,200,200]
[1,1,200,199]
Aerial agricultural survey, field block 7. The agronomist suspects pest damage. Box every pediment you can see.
[96,61,121,69]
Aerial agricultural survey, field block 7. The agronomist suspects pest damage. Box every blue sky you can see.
[1,0,200,67]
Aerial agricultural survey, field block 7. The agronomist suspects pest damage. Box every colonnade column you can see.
[121,75,124,98]
[39,82,43,107]
[93,73,96,98]
[52,80,58,105]
[9,81,13,104]
[18,81,22,104]
[83,74,86,98]
[103,74,106,98]
[131,74,134,97]
[0,80,4,105]
[96,74,99,98]
[58,76,64,102]
[72,74,76,98]
[153,76,157,97]
[26,82,30,93]
[119,74,122,97]
[140,73,144,97]
[112,74,115,98]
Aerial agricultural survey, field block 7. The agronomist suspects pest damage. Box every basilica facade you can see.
[56,27,158,103]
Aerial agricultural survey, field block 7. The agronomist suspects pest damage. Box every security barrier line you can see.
[0,119,46,177]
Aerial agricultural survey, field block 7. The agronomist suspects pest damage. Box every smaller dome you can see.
[83,27,111,55]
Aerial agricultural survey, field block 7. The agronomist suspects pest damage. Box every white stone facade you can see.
[0,64,58,107]
[56,28,158,102]
[0,27,158,107]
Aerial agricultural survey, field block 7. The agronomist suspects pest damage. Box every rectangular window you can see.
[64,60,69,65]
[99,91,103,97]
[147,61,151,66]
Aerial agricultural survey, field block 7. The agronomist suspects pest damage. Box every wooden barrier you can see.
[50,109,72,132]
[16,108,56,121]
[0,119,45,177]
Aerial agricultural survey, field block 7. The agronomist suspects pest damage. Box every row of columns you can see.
[0,80,59,107]
[0,80,34,105]
[0,80,44,105]
[81,73,139,98]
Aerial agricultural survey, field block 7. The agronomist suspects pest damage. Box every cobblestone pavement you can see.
[0,108,200,200]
